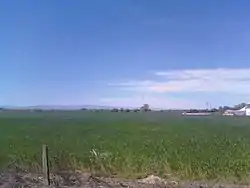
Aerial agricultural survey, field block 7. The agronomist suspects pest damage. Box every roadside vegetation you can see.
[1,111,250,181]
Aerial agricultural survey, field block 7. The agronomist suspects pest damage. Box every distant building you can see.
[223,104,250,116]
[246,104,250,116]
[140,104,150,112]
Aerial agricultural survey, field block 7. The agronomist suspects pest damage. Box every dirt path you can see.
[1,171,250,188]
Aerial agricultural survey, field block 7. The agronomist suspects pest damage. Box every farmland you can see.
[1,111,250,181]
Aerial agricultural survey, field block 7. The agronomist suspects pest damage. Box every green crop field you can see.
[1,110,250,181]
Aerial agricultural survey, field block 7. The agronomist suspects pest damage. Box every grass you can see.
[1,110,250,181]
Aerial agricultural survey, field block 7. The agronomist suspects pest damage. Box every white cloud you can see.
[104,68,250,109]
[111,68,250,94]
[99,95,201,109]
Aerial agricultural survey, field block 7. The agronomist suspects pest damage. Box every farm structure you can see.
[223,104,250,116]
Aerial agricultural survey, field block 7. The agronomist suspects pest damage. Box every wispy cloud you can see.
[104,68,250,109]
[99,95,200,109]
[111,68,250,94]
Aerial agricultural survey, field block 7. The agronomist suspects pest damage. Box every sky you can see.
[1,0,250,109]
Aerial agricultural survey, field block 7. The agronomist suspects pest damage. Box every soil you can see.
[1,171,250,188]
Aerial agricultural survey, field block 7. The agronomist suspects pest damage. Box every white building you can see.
[246,105,250,116]
[223,104,250,116]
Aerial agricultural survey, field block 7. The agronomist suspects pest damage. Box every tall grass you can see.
[1,111,250,180]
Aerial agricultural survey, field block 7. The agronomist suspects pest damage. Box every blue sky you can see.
[1,0,250,109]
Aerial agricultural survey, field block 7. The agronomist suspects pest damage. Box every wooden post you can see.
[42,144,50,185]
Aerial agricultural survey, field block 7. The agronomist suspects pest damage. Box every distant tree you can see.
[120,108,124,112]
[217,104,246,113]
[234,103,247,110]
[188,109,199,113]
[210,108,219,112]
[125,109,130,112]
[222,106,231,111]
[81,108,87,111]
[111,108,119,112]
[34,109,43,112]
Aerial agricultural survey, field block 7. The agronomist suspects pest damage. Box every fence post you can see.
[42,144,50,185]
